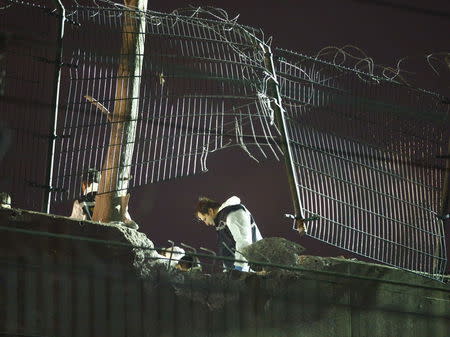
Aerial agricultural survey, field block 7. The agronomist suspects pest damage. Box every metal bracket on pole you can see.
[43,0,65,213]
[35,56,77,68]
[27,180,65,193]
[44,7,81,26]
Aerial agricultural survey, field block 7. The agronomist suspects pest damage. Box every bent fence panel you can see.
[52,5,280,202]
[275,49,449,280]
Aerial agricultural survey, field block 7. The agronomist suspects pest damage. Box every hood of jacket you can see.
[218,196,241,212]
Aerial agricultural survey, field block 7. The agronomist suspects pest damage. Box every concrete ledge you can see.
[0,207,449,337]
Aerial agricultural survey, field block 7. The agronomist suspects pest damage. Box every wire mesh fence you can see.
[275,49,449,280]
[0,0,448,280]
[52,5,280,202]
[0,0,61,210]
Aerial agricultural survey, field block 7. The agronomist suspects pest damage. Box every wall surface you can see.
[0,207,449,337]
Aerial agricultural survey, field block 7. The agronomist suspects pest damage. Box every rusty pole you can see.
[92,0,147,222]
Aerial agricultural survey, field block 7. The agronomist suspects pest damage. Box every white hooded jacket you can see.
[216,196,262,271]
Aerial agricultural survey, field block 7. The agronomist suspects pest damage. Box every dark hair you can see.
[195,196,220,215]
[178,254,201,270]
[83,168,100,185]
[178,255,194,269]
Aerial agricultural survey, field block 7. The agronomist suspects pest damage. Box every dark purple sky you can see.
[121,0,450,262]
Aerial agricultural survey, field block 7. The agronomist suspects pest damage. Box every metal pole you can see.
[440,140,450,219]
[43,0,65,213]
[433,138,450,273]
[261,44,306,229]
[92,0,147,222]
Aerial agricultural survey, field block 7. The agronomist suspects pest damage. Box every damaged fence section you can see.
[275,49,449,280]
[52,5,280,202]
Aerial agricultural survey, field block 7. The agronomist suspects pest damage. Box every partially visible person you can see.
[70,168,138,229]
[70,168,100,220]
[0,192,11,209]
[158,246,202,271]
[195,196,263,272]
[160,245,185,266]
[176,254,202,272]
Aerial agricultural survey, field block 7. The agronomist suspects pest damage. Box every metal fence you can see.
[52,5,279,203]
[0,0,448,280]
[276,49,449,280]
[0,0,60,210]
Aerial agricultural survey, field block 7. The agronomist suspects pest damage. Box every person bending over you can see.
[195,196,262,272]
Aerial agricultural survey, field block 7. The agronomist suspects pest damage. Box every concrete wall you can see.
[0,207,449,337]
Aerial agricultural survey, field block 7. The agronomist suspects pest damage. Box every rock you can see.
[241,237,306,271]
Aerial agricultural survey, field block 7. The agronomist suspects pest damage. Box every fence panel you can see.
[276,49,449,280]
[0,1,61,211]
[52,5,280,202]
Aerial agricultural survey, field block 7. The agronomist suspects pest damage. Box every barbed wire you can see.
[310,44,450,94]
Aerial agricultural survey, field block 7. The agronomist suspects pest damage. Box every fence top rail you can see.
[275,47,448,101]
